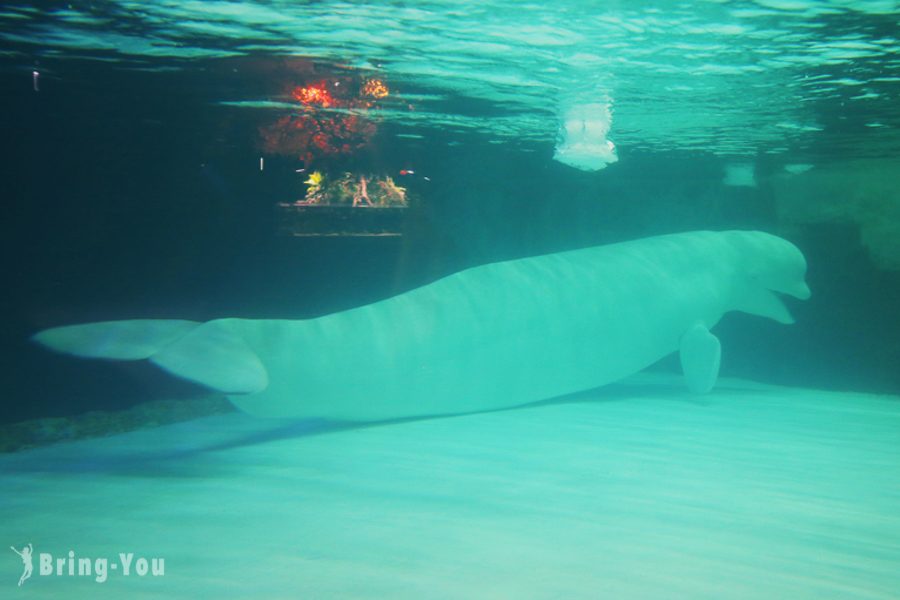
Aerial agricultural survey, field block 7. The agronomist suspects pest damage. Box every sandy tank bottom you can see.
[1,374,898,599]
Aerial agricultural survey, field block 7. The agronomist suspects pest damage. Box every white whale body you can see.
[33,231,810,420]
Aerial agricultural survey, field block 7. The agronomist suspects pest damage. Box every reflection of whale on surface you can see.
[34,231,810,421]
[553,102,619,171]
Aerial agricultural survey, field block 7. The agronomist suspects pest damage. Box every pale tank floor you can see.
[2,374,898,599]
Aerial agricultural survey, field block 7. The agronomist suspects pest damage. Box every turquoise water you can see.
[1,1,899,597]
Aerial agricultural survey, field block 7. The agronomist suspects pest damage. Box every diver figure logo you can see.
[10,543,33,586]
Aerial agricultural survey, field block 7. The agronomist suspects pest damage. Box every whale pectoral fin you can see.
[32,319,202,360]
[149,322,269,395]
[33,319,268,395]
[679,323,721,394]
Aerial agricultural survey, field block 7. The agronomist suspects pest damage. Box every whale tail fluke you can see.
[32,319,269,395]
[32,319,201,360]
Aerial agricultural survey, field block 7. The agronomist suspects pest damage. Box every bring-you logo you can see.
[10,543,164,585]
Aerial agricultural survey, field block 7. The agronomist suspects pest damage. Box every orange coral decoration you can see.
[259,74,389,165]
[292,82,335,107]
[259,113,375,165]
[362,78,389,99]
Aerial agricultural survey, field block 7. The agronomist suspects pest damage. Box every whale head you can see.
[726,230,811,324]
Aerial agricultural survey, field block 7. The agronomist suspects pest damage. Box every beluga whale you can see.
[33,230,810,421]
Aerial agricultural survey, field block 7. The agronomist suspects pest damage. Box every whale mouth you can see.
[761,278,810,324]
[764,289,797,325]
[739,277,810,325]
[761,273,811,302]
[783,280,811,300]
